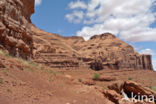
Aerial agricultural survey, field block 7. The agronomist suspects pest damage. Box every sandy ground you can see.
[0,55,156,104]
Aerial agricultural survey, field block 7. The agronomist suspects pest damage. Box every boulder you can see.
[124,81,156,99]
[108,81,124,94]
[106,81,156,104]
[103,89,122,104]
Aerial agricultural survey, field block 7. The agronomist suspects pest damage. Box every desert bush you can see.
[49,70,56,76]
[128,77,133,80]
[93,73,100,80]
[78,78,82,82]
[0,78,3,84]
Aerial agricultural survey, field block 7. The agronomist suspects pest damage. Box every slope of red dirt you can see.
[0,51,156,104]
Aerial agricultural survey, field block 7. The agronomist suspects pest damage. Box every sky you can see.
[32,0,156,70]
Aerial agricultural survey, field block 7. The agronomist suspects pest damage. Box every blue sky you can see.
[31,0,156,70]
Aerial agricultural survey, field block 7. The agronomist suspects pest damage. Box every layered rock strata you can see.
[32,28,153,70]
[0,0,34,59]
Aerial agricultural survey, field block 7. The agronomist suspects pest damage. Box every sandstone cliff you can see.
[0,0,34,60]
[31,27,153,70]
[76,33,153,70]
[31,26,85,69]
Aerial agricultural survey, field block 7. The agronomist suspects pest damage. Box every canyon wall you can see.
[0,0,34,60]
[71,33,153,70]
[32,28,153,70]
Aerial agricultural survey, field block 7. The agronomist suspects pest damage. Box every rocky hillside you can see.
[0,50,156,104]
[0,0,34,60]
[0,0,153,70]
[76,33,153,70]
[32,27,153,70]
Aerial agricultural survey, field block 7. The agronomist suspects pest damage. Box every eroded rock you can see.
[0,0,34,60]
[32,31,153,70]
[105,81,156,104]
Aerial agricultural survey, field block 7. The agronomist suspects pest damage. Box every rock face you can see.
[31,26,86,69]
[76,33,153,70]
[0,0,34,59]
[32,30,153,70]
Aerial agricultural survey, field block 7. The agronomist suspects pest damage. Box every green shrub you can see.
[128,77,133,80]
[149,86,156,91]
[103,86,108,90]
[3,69,8,76]
[49,70,56,76]
[93,73,100,80]
[0,50,10,57]
[0,78,3,84]
[25,67,31,72]
[78,78,82,82]
[7,89,12,93]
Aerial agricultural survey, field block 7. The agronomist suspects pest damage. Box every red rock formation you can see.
[0,0,34,60]
[32,28,153,70]
[77,33,153,70]
[0,0,153,70]
[104,81,156,104]
[31,27,85,69]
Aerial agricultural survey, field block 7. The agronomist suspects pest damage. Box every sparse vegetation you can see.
[25,67,31,72]
[0,78,3,84]
[78,78,82,82]
[128,77,133,80]
[149,80,153,90]
[0,50,11,58]
[48,76,53,82]
[151,86,156,91]
[93,73,100,80]
[103,86,108,90]
[7,89,12,93]
[49,70,56,76]
[3,68,8,76]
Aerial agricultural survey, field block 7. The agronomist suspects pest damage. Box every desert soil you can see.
[0,54,156,104]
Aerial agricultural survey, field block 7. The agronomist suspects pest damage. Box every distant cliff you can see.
[32,26,153,70]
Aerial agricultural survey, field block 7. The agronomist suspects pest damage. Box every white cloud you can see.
[35,0,42,6]
[66,0,156,41]
[68,0,87,9]
[140,49,155,55]
[65,11,84,24]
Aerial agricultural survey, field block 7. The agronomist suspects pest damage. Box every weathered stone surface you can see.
[106,81,156,104]
[124,81,156,98]
[103,89,122,104]
[76,33,153,70]
[108,81,124,94]
[31,26,87,69]
[31,28,153,70]
[0,0,34,60]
